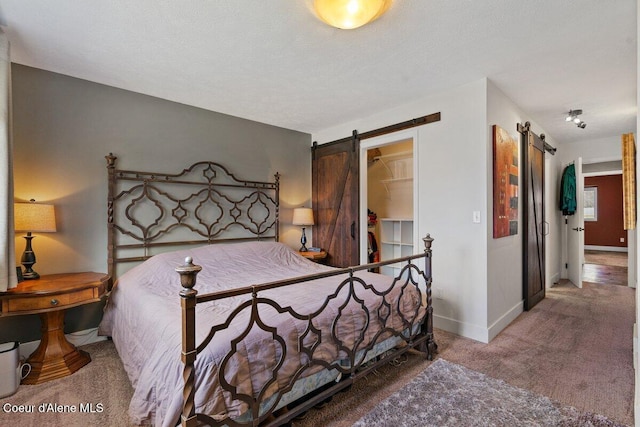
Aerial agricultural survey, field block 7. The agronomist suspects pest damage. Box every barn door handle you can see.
[571,227,584,232]
[542,221,550,236]
[351,221,356,239]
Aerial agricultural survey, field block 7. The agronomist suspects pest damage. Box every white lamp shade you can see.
[292,208,314,226]
[314,0,392,30]
[14,202,57,232]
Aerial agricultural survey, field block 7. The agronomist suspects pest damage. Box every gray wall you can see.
[2,64,312,343]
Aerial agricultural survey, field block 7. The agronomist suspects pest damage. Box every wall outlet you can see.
[620,237,625,243]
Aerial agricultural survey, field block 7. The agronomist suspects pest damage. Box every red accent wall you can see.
[584,175,626,247]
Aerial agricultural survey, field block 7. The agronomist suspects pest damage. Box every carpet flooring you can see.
[0,339,132,426]
[430,281,635,426]
[0,281,634,426]
[353,359,626,427]
[296,281,635,427]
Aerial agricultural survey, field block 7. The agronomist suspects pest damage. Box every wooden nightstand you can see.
[299,250,328,262]
[0,272,109,384]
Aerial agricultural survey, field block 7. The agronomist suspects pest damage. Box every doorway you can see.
[359,130,418,275]
[581,168,629,287]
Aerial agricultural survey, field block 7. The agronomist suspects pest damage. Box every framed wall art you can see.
[493,125,519,238]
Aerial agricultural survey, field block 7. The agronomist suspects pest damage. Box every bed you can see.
[99,154,436,427]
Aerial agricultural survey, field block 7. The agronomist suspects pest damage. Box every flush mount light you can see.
[565,109,587,129]
[313,0,393,29]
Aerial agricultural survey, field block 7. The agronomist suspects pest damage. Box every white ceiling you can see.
[0,1,636,144]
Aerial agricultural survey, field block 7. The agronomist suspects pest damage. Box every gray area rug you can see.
[353,359,627,427]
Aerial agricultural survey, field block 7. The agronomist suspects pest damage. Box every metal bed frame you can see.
[105,154,436,427]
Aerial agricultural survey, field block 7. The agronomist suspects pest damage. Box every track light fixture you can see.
[565,109,586,129]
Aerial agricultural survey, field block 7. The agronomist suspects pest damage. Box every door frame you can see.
[577,159,634,288]
[358,129,419,264]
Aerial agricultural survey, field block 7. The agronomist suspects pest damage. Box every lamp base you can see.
[299,227,309,252]
[22,268,40,280]
[21,233,40,280]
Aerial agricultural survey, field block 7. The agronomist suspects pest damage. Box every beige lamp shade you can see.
[314,0,392,29]
[14,201,57,232]
[292,208,314,226]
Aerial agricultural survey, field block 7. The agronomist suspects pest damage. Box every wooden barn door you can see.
[312,134,360,267]
[519,122,546,310]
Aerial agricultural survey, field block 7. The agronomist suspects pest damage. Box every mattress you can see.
[99,241,424,426]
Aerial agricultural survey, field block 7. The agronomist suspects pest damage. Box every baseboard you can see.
[487,301,523,342]
[549,272,561,286]
[635,323,640,427]
[18,327,107,360]
[634,323,637,371]
[585,245,628,253]
[433,314,490,344]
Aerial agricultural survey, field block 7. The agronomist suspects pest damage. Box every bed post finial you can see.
[176,256,202,296]
[422,234,434,253]
[105,153,117,168]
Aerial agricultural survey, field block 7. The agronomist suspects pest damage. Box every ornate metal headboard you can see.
[105,153,279,280]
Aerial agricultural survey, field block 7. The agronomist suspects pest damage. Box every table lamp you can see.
[14,199,57,280]
[292,208,314,252]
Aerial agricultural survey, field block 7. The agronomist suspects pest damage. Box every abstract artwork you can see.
[622,133,636,230]
[493,125,519,238]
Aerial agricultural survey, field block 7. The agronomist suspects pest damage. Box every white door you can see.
[567,157,584,288]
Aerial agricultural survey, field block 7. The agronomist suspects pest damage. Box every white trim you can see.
[582,156,623,164]
[359,128,419,264]
[18,327,106,360]
[487,301,523,342]
[585,245,628,253]
[634,323,637,371]
[583,170,622,177]
[433,314,490,344]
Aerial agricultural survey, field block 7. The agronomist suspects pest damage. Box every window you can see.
[584,186,597,221]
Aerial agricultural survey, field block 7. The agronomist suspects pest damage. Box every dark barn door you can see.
[311,137,359,268]
[520,123,545,310]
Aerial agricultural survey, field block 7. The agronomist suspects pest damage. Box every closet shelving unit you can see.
[379,218,414,277]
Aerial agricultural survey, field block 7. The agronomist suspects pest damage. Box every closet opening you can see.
[359,130,418,277]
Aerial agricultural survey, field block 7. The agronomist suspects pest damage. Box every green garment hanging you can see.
[559,164,576,215]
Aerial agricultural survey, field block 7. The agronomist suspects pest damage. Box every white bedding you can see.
[99,241,423,426]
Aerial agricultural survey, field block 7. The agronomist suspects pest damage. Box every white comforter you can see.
[99,241,422,426]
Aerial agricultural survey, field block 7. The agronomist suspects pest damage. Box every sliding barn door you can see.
[312,137,359,268]
[520,123,545,310]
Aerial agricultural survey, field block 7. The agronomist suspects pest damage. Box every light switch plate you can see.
[473,211,481,223]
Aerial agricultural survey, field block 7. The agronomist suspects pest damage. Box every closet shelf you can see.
[380,177,412,184]
[375,151,413,196]
[380,176,412,195]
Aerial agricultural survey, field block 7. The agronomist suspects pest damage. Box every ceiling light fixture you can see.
[313,0,393,30]
[565,109,586,129]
